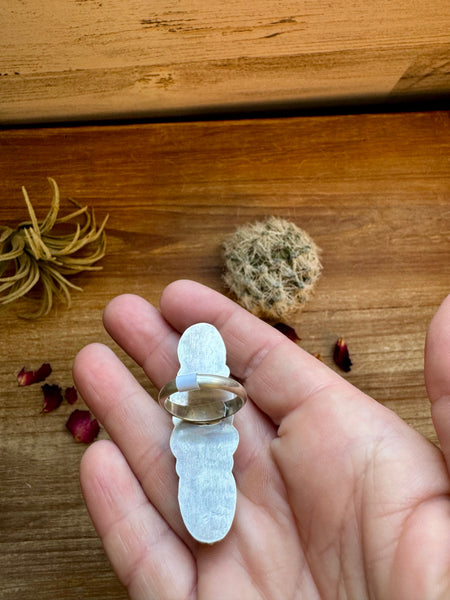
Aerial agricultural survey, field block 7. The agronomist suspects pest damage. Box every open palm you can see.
[73,281,450,600]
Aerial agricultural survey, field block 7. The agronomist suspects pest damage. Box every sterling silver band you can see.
[158,373,247,424]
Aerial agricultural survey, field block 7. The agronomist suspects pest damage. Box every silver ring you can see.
[158,373,247,424]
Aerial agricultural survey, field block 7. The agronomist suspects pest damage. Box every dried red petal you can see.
[273,323,300,341]
[36,362,52,381]
[64,386,78,405]
[17,363,52,386]
[66,409,100,443]
[17,367,35,386]
[333,338,352,372]
[42,383,63,412]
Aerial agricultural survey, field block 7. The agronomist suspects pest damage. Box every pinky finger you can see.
[80,439,197,600]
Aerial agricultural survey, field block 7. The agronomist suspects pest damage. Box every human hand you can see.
[73,280,450,600]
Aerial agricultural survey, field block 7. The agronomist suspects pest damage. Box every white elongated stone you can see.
[170,418,239,543]
[169,323,239,543]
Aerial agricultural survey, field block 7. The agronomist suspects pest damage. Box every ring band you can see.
[158,373,247,424]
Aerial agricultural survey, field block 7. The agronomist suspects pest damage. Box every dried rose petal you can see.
[35,362,52,381]
[64,386,78,405]
[333,338,352,372]
[17,368,35,387]
[17,363,52,386]
[42,383,63,412]
[66,409,100,443]
[273,323,300,342]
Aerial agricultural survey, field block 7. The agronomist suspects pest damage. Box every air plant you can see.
[0,178,108,318]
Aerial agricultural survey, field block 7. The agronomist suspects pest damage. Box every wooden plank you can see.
[0,111,449,598]
[1,1,449,123]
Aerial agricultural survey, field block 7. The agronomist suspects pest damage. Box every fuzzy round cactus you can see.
[222,217,322,321]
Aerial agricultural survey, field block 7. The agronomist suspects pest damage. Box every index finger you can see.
[160,280,351,424]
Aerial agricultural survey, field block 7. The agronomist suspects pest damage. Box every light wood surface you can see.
[0,111,449,598]
[1,1,450,123]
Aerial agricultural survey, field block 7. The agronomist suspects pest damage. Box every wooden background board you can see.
[0,111,449,598]
[1,0,450,124]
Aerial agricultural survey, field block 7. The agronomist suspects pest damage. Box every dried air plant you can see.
[0,178,108,318]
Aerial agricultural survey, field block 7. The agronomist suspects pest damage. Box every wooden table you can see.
[0,111,449,599]
[1,0,450,123]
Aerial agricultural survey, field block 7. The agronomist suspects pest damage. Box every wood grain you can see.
[0,111,449,598]
[1,1,450,123]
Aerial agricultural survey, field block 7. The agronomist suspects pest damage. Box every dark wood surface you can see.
[0,111,449,599]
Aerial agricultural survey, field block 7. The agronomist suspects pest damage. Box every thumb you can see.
[425,294,450,473]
